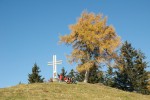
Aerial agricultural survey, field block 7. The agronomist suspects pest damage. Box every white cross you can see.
[48,55,62,80]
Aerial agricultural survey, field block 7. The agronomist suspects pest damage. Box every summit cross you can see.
[48,55,62,81]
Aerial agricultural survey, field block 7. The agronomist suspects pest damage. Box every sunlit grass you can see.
[0,82,150,100]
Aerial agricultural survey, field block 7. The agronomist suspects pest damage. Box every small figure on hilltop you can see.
[64,76,68,82]
[59,74,63,83]
[64,76,77,84]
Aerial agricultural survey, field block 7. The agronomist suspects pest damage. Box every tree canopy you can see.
[28,63,44,83]
[115,41,150,94]
[60,11,121,82]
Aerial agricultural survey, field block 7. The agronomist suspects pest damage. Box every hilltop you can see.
[0,82,150,100]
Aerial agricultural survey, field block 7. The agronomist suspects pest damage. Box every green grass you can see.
[0,82,150,100]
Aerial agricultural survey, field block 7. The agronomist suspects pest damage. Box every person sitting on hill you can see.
[64,76,68,82]
[59,74,63,83]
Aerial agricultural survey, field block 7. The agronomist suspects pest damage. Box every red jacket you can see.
[59,75,63,80]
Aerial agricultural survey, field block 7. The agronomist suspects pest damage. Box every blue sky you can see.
[0,0,150,88]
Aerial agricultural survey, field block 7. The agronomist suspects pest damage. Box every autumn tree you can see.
[60,11,121,83]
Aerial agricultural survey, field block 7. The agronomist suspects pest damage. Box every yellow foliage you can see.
[76,61,94,72]
[60,11,121,72]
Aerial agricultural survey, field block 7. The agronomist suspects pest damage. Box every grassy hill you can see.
[0,82,150,100]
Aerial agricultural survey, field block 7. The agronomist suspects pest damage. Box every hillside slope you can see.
[0,82,150,100]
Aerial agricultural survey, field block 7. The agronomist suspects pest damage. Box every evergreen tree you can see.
[88,64,103,84]
[115,41,138,91]
[75,71,85,82]
[28,63,44,83]
[104,67,115,87]
[148,72,150,91]
[67,69,85,82]
[98,71,104,83]
[74,64,104,83]
[115,67,132,91]
[115,41,150,94]
[133,51,150,94]
[68,69,75,78]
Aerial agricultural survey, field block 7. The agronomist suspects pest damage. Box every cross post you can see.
[48,55,62,81]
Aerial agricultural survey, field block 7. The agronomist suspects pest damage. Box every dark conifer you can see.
[115,41,150,94]
[28,63,44,83]
[88,64,103,84]
[104,67,115,87]
[68,69,75,78]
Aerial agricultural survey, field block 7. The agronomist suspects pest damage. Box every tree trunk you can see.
[84,70,89,83]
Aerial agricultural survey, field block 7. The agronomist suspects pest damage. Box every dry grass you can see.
[0,82,150,100]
